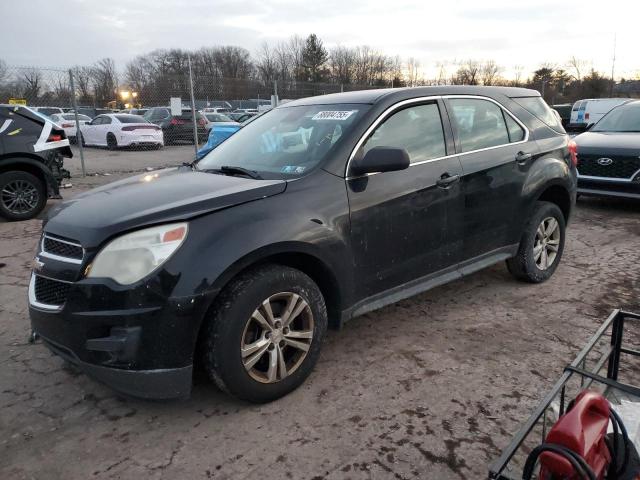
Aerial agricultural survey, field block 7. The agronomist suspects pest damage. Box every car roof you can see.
[282,85,540,107]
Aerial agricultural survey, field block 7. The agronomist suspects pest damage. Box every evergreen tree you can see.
[302,34,329,82]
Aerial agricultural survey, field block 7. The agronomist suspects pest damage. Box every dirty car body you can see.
[0,105,72,220]
[29,86,577,400]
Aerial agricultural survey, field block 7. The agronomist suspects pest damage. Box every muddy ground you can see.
[1,153,638,479]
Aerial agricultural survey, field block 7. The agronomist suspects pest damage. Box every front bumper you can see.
[39,333,192,399]
[29,272,213,400]
[577,177,640,200]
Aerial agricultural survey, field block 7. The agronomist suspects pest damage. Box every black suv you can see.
[0,105,72,220]
[143,107,207,144]
[29,87,576,401]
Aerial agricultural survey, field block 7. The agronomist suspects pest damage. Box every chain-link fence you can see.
[0,64,387,174]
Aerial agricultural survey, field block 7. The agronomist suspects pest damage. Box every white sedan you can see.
[50,113,92,142]
[79,114,164,149]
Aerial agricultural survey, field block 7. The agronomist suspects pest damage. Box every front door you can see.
[347,100,464,300]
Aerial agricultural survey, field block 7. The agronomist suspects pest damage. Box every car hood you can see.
[44,167,287,247]
[574,131,640,154]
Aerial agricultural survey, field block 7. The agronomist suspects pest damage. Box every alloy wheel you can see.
[533,216,561,270]
[1,179,39,215]
[240,292,314,384]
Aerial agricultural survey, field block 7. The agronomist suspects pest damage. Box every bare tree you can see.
[71,66,93,104]
[513,65,524,87]
[21,68,43,101]
[567,56,588,81]
[406,57,421,87]
[0,59,8,84]
[452,59,480,85]
[480,60,502,86]
[287,35,306,81]
[256,42,278,86]
[91,58,118,106]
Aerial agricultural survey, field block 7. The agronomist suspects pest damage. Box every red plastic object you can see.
[540,390,611,479]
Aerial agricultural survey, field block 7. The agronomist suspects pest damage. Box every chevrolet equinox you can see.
[29,86,577,402]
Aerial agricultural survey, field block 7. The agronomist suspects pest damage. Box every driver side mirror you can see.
[350,146,410,176]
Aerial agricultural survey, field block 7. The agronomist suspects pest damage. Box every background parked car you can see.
[551,104,572,128]
[568,98,632,132]
[202,107,231,114]
[228,112,256,123]
[202,112,239,131]
[573,100,640,199]
[49,113,92,143]
[72,107,116,119]
[79,114,163,149]
[143,107,207,144]
[31,106,64,117]
[121,108,149,116]
[0,104,72,220]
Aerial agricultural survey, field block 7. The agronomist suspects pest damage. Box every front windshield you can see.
[592,103,640,132]
[196,104,368,179]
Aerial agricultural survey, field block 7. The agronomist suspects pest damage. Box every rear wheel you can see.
[506,201,566,283]
[0,171,47,221]
[106,133,118,150]
[202,264,327,403]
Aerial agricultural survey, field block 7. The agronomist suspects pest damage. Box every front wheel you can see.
[106,133,118,150]
[202,264,327,403]
[506,201,566,283]
[0,170,47,221]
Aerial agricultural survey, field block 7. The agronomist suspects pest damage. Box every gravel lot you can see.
[1,147,639,479]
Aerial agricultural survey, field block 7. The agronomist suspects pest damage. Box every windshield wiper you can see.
[204,165,262,179]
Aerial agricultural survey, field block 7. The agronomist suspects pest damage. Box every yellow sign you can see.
[8,98,27,105]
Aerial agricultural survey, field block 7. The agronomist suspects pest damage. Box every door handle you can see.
[516,151,532,164]
[436,173,460,188]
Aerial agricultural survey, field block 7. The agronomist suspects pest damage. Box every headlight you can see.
[87,222,188,285]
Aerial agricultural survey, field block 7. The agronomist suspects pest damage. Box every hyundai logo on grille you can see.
[597,157,613,166]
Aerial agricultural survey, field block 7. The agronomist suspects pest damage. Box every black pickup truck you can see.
[0,105,72,220]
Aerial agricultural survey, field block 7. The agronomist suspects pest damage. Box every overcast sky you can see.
[1,0,638,80]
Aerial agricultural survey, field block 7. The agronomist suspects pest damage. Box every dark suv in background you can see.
[29,86,576,402]
[144,107,207,144]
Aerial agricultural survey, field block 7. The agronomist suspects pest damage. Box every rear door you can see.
[84,116,102,144]
[347,99,464,299]
[443,96,531,265]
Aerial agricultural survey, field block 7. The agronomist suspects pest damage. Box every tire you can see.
[0,170,47,221]
[506,201,566,283]
[202,264,328,403]
[106,133,118,150]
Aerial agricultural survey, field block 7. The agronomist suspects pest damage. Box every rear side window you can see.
[513,96,564,131]
[362,103,446,164]
[504,114,525,142]
[115,114,145,123]
[448,98,510,152]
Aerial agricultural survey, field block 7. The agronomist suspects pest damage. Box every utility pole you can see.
[68,69,86,177]
[188,55,198,158]
[610,33,617,97]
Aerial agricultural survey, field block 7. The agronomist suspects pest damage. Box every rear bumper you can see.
[40,334,192,399]
[577,178,640,199]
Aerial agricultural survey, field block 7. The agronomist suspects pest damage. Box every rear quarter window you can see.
[513,97,564,132]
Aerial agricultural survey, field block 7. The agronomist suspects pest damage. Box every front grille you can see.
[577,154,640,179]
[34,276,70,306]
[42,235,83,261]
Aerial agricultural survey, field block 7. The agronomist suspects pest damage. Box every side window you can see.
[90,117,102,125]
[504,113,525,142]
[361,103,446,164]
[102,116,112,125]
[449,98,510,152]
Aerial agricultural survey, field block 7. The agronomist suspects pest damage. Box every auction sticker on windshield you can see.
[312,111,356,121]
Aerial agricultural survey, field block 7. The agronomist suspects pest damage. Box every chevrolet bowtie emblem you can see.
[31,256,44,271]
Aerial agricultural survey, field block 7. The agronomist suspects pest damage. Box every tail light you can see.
[585,113,590,120]
[568,140,578,167]
[61,123,74,128]
[47,134,63,142]
[170,118,186,125]
[198,118,206,126]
